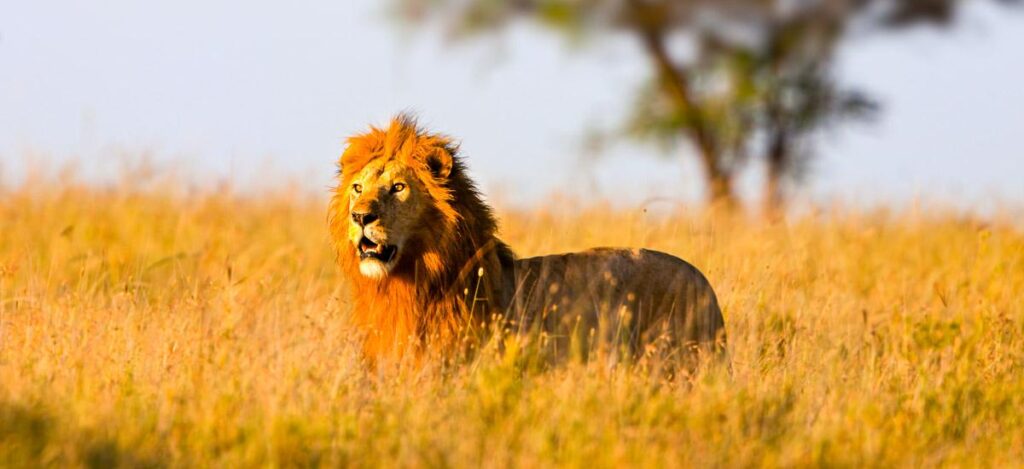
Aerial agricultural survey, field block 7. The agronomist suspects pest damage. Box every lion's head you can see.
[329,115,465,281]
[345,158,426,278]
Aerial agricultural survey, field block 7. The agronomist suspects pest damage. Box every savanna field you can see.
[1,176,1023,467]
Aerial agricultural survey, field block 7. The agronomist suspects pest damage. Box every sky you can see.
[1,0,1022,209]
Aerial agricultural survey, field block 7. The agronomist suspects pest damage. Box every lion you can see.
[329,115,726,368]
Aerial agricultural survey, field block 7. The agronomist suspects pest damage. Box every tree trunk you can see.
[704,151,736,209]
[711,175,735,208]
[635,23,738,209]
[765,129,788,218]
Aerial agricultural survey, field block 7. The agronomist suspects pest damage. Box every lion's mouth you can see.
[358,236,398,263]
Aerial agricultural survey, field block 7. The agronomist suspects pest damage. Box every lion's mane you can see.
[328,116,515,363]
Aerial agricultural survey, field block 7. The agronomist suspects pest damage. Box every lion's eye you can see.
[391,183,406,193]
[352,183,362,194]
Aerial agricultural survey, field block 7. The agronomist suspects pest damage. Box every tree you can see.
[704,5,878,215]
[395,0,1017,211]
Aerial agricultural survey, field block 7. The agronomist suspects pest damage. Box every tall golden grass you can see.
[1,176,1022,467]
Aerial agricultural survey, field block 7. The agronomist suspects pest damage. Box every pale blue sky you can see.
[1,0,1022,208]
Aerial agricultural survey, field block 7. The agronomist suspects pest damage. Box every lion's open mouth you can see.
[358,236,397,263]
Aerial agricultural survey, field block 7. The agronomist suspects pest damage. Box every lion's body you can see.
[511,248,725,362]
[330,115,726,366]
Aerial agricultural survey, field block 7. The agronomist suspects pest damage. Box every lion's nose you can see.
[352,211,378,227]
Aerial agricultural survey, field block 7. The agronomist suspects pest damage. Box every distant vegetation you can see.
[1,176,1022,466]
[397,0,1019,212]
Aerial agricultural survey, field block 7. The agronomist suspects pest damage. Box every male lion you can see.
[329,115,726,367]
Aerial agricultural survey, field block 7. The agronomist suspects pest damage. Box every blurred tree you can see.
[395,0,1017,211]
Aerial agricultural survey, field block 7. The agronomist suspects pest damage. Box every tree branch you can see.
[630,8,732,203]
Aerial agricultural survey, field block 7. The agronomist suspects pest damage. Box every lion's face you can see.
[345,158,433,279]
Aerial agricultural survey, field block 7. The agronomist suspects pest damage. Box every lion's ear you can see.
[425,146,453,180]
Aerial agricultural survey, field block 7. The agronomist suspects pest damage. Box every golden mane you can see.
[328,115,515,364]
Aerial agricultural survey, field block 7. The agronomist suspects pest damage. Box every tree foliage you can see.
[396,0,1017,210]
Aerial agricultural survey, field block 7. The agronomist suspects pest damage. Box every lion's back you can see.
[510,248,726,360]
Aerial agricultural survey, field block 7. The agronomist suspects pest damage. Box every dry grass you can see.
[1,177,1023,468]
